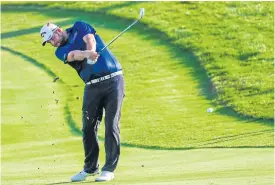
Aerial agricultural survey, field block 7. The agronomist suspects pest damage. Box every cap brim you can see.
[41,31,55,46]
[42,35,53,46]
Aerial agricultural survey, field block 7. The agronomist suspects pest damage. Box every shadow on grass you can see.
[195,129,274,146]
[1,46,56,78]
[64,103,82,136]
[1,19,73,39]
[243,89,273,97]
[62,101,274,150]
[47,180,96,185]
[47,181,72,185]
[239,52,259,61]
[215,106,274,125]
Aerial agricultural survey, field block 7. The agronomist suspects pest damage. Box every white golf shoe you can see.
[95,171,114,182]
[71,170,99,182]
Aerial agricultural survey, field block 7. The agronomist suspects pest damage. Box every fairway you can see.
[2,140,274,185]
[1,2,274,185]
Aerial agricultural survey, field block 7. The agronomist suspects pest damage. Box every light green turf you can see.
[2,139,274,185]
[1,51,71,144]
[1,3,274,185]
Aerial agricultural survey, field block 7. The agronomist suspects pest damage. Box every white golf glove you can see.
[87,59,97,65]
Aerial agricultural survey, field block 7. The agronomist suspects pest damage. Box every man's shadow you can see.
[47,180,96,185]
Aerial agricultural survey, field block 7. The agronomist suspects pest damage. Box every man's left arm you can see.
[83,33,99,62]
[66,34,98,62]
[83,34,96,52]
[65,21,99,63]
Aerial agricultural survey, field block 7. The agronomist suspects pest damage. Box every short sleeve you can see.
[55,45,72,64]
[74,21,96,39]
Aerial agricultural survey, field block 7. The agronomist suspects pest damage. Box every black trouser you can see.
[82,75,124,173]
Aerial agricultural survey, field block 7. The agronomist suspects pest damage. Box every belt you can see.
[86,70,123,85]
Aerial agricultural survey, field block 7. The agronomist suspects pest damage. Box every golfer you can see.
[40,21,124,182]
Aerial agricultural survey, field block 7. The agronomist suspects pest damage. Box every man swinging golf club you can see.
[40,8,144,182]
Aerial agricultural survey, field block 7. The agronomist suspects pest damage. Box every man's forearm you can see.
[67,34,98,62]
[67,50,92,62]
[84,34,96,52]
[86,40,96,52]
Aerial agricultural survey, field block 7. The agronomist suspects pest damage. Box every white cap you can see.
[40,23,58,46]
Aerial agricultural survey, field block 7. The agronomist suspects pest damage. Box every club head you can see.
[139,8,145,19]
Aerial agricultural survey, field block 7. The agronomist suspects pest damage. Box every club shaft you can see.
[99,19,141,54]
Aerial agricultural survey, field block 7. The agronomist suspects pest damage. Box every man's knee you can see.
[82,110,102,133]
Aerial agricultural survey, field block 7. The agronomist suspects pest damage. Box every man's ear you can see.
[56,28,62,33]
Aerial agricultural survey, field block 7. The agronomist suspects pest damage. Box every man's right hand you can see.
[88,50,99,62]
[67,50,99,63]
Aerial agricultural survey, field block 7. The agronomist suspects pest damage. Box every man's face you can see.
[47,29,66,47]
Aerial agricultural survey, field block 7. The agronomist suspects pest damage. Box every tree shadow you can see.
[1,19,74,39]
[215,106,273,125]
[239,52,259,61]
[195,129,274,147]
[1,46,56,78]
[243,89,273,97]
[64,103,82,136]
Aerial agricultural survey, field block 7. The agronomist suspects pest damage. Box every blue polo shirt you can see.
[55,21,122,83]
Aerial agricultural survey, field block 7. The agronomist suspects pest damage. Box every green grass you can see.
[1,2,273,149]
[1,2,274,185]
[3,1,273,119]
[2,141,274,185]
[1,50,70,144]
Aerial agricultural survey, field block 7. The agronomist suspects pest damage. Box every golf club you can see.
[99,8,145,54]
